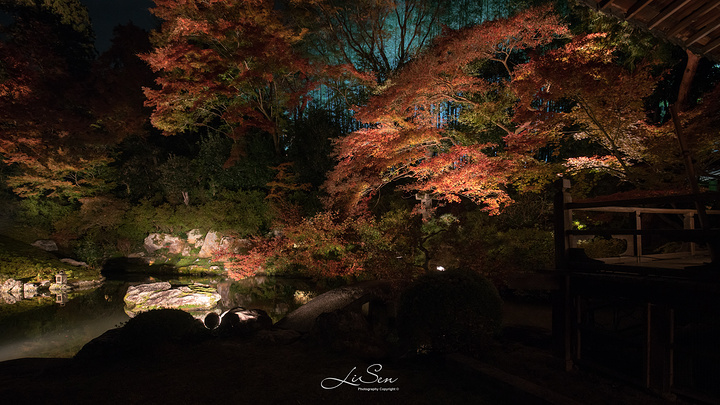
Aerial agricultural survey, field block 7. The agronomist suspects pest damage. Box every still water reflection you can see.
[0,274,320,362]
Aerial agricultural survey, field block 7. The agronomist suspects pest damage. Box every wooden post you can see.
[553,177,575,371]
[646,304,674,395]
[554,177,572,270]
[683,212,696,256]
[575,296,582,366]
[635,210,643,263]
[670,105,717,263]
[670,49,718,264]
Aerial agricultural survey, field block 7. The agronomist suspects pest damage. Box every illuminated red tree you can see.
[513,34,669,184]
[142,0,319,157]
[323,6,569,215]
[0,0,110,200]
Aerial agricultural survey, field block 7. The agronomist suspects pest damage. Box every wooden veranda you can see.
[580,0,720,62]
[553,179,720,403]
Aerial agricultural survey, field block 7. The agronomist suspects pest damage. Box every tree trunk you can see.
[670,50,717,264]
[676,50,700,110]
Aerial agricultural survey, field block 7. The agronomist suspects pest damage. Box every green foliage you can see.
[398,269,503,354]
[193,132,232,197]
[73,238,109,267]
[451,210,554,286]
[286,106,345,188]
[213,133,277,191]
[16,197,76,236]
[124,190,272,237]
[112,131,277,205]
[377,208,420,255]
[0,234,97,281]
[483,227,554,273]
[221,210,416,281]
[566,2,675,70]
[9,187,274,267]
[577,237,627,259]
[158,154,195,205]
[112,135,163,202]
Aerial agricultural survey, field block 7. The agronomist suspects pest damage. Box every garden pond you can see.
[0,272,326,362]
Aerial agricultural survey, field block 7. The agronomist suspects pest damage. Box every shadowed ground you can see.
[0,297,689,405]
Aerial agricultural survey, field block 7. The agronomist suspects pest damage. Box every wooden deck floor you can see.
[599,251,714,270]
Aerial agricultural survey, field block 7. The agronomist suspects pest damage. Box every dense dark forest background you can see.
[1,0,718,284]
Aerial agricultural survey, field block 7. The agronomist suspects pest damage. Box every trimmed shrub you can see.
[397,269,502,354]
[577,237,627,258]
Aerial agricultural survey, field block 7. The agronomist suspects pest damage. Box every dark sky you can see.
[81,0,157,52]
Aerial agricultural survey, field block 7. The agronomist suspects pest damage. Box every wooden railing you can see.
[554,178,720,271]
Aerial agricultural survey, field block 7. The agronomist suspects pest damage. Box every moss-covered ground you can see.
[0,234,101,282]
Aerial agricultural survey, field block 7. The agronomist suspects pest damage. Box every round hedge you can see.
[397,269,502,353]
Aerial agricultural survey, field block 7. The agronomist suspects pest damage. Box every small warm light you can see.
[436,266,445,271]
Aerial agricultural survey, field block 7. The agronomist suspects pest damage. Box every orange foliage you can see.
[142,0,322,155]
[324,6,568,215]
[513,34,667,181]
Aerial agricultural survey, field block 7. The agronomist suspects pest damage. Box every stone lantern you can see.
[55,271,67,285]
[55,293,68,305]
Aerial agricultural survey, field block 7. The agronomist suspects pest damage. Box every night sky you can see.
[81,0,157,52]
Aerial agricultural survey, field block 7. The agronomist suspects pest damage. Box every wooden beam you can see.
[567,229,720,239]
[567,192,720,210]
[572,206,720,214]
[702,35,720,53]
[648,0,695,29]
[626,0,656,19]
[668,1,720,37]
[686,15,720,46]
[597,0,617,10]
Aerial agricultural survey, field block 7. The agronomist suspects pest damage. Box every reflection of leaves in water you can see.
[229,277,323,322]
[0,276,327,359]
[0,282,127,343]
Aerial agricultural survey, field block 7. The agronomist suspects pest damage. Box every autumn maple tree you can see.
[0,0,112,200]
[513,33,673,186]
[323,5,569,216]
[142,0,318,157]
[91,23,156,143]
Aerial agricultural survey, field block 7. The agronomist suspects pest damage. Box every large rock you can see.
[1,292,21,304]
[220,237,252,254]
[198,231,220,258]
[124,282,221,317]
[60,258,89,267]
[1,279,26,303]
[23,283,38,297]
[31,240,58,252]
[186,229,205,247]
[275,280,397,333]
[309,307,391,360]
[0,278,23,294]
[144,233,186,255]
[75,309,210,362]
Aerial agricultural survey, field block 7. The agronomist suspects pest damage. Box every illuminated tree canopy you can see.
[0,0,718,280]
[323,6,569,215]
[142,0,319,157]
